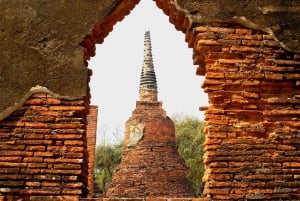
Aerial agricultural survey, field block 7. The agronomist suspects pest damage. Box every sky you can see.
[89,0,208,145]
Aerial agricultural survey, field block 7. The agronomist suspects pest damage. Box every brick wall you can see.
[0,93,88,201]
[192,26,300,200]
[0,0,299,200]
[86,105,98,198]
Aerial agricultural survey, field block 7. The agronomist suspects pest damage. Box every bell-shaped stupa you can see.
[106,31,195,198]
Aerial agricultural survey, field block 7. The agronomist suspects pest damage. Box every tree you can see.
[94,143,122,196]
[174,115,205,197]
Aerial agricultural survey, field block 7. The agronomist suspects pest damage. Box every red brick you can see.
[24,134,44,139]
[202,79,224,86]
[24,122,47,128]
[23,157,43,163]
[21,187,61,195]
[64,140,84,146]
[0,162,27,168]
[209,162,228,168]
[242,39,263,46]
[34,175,61,181]
[247,188,273,194]
[41,181,61,187]
[62,188,82,195]
[145,198,167,201]
[39,111,60,116]
[50,123,85,129]
[34,152,54,157]
[264,73,284,80]
[236,28,252,34]
[28,163,48,168]
[26,146,46,151]
[29,196,79,201]
[16,140,53,145]
[230,46,257,52]
[197,39,221,46]
[285,73,300,80]
[205,72,224,78]
[261,66,295,72]
[0,180,24,186]
[62,176,78,181]
[44,134,82,140]
[44,158,83,163]
[283,162,300,168]
[204,138,223,145]
[64,153,84,158]
[203,188,230,195]
[0,156,22,162]
[62,182,83,188]
[241,80,260,86]
[194,26,209,33]
[207,174,233,181]
[20,169,41,174]
[53,163,81,169]
[41,169,82,175]
[47,146,68,151]
[25,181,41,187]
[25,98,61,105]
[274,59,300,65]
[219,58,255,64]
[49,106,85,111]
[0,121,25,127]
[278,145,297,151]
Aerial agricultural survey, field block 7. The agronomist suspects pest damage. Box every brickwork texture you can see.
[192,26,300,200]
[0,93,89,201]
[0,0,300,200]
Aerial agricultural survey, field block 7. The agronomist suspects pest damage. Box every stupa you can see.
[106,31,195,197]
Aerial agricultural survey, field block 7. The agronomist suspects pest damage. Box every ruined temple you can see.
[0,0,300,200]
[106,31,195,198]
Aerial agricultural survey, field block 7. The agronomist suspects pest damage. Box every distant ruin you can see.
[106,31,194,197]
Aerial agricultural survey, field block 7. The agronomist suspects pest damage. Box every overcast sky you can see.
[89,0,208,145]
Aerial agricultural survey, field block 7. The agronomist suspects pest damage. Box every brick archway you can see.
[80,0,300,200]
[0,0,299,200]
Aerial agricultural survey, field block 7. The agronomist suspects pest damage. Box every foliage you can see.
[174,115,206,197]
[94,143,122,195]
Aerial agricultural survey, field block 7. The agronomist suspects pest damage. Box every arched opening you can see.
[89,0,207,145]
[80,0,300,199]
[82,0,208,198]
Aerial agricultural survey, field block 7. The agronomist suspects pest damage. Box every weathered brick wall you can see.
[0,93,88,201]
[192,26,300,200]
[86,105,98,198]
[0,0,299,200]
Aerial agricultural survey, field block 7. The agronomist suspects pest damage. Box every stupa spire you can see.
[139,31,158,102]
[106,31,195,198]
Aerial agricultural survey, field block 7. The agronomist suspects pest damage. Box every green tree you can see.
[174,115,206,197]
[94,143,122,196]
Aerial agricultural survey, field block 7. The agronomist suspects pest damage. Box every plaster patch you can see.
[0,85,83,122]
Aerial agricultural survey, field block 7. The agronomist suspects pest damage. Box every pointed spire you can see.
[139,31,158,102]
